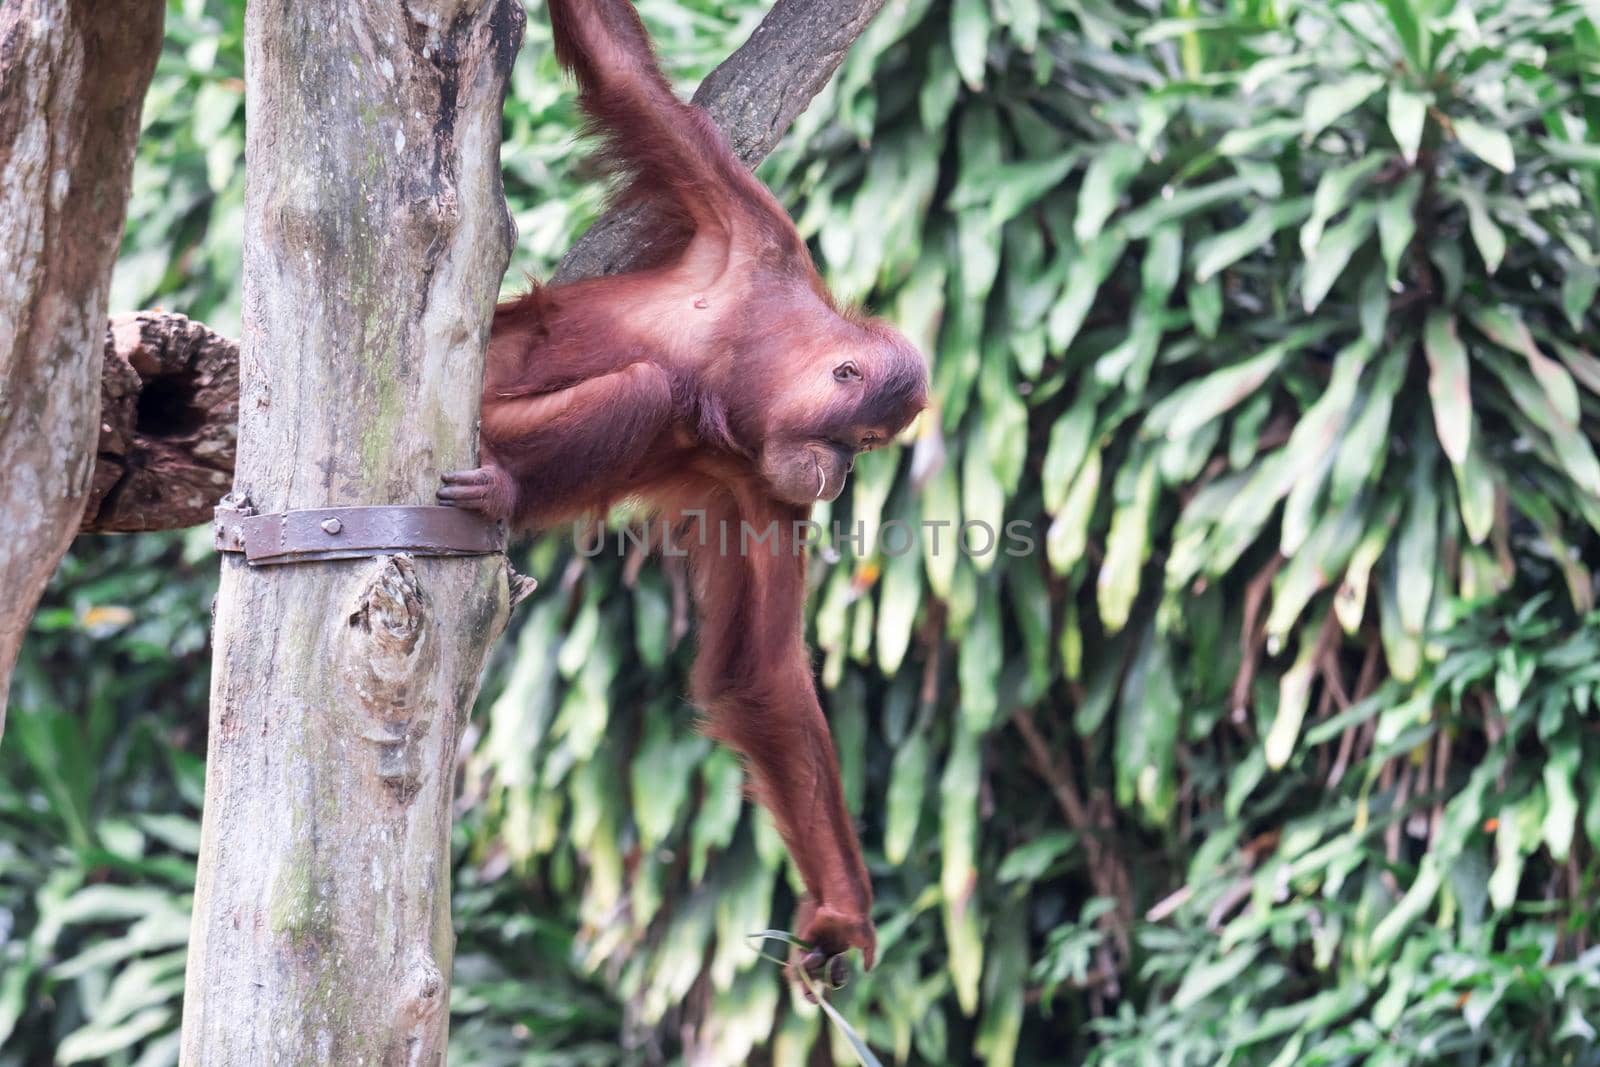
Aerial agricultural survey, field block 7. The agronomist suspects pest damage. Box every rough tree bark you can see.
[76,0,895,542]
[0,0,163,735]
[179,2,523,1062]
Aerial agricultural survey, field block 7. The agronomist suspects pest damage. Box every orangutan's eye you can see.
[833,361,862,382]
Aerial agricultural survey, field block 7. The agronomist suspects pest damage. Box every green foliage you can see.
[2,535,209,1066]
[7,0,1600,1064]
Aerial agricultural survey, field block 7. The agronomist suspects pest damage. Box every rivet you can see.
[321,517,343,535]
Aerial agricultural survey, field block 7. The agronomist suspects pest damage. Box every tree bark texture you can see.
[0,0,163,734]
[180,3,523,1063]
[82,312,239,533]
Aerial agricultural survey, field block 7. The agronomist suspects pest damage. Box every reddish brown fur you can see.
[442,0,928,978]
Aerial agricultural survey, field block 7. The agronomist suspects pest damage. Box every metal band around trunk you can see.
[213,505,506,565]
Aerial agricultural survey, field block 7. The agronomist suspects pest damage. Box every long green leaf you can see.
[1377,172,1421,286]
[1302,202,1376,311]
[1076,143,1143,241]
[1194,199,1310,282]
[1422,311,1471,464]
[1302,155,1387,257]
[1304,73,1385,139]
[1388,84,1429,163]
[1455,117,1515,173]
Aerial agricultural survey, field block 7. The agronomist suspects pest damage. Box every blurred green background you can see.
[7,0,1600,1063]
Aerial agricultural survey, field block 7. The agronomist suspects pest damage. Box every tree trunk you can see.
[0,0,163,734]
[179,2,523,1062]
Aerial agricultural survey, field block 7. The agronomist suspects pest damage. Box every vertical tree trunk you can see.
[0,0,163,733]
[180,3,523,1062]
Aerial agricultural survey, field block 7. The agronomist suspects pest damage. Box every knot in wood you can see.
[346,556,433,719]
[349,556,425,653]
[394,953,446,1027]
